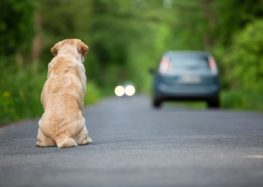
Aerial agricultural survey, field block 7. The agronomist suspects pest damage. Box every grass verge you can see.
[221,90,263,111]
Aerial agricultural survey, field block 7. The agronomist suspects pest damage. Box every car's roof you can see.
[164,51,211,58]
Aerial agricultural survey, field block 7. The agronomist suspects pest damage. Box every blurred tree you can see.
[2,0,262,92]
[223,19,263,91]
[32,8,42,62]
[214,0,263,46]
[0,0,36,60]
[39,0,88,61]
[213,0,263,89]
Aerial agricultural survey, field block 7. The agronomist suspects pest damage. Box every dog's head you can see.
[51,39,89,60]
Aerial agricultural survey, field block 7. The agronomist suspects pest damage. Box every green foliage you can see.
[0,0,36,56]
[221,90,263,111]
[223,19,263,91]
[214,0,263,46]
[85,81,101,105]
[0,60,45,125]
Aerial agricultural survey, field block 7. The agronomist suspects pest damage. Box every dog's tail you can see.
[56,137,77,148]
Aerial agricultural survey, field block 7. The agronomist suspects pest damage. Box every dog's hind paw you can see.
[36,140,48,147]
[36,139,56,147]
[81,137,92,145]
[35,140,41,147]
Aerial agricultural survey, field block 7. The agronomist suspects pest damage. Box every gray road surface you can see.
[0,96,263,187]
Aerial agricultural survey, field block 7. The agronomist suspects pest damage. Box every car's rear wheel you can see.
[152,99,162,109]
[207,95,220,109]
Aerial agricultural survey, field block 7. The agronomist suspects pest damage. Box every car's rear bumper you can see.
[154,83,220,101]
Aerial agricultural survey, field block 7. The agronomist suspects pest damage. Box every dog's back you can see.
[39,55,85,147]
[36,39,92,148]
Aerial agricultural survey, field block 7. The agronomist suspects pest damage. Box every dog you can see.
[36,39,92,148]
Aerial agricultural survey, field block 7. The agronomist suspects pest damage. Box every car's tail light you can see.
[208,57,218,74]
[159,57,171,74]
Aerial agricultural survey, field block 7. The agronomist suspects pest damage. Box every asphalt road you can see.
[0,96,263,187]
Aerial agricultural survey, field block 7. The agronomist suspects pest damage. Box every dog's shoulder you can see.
[48,56,76,73]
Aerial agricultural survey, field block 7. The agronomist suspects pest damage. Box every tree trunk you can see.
[202,0,216,49]
[32,9,42,63]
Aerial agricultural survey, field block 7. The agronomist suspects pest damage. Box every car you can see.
[151,51,220,108]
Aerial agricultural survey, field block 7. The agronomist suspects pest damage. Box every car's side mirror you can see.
[149,68,156,75]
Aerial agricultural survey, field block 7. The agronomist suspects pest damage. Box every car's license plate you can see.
[179,75,201,84]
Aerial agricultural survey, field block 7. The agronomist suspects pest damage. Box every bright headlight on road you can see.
[124,85,136,96]
[114,85,125,97]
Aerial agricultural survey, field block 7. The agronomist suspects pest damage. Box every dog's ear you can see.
[76,40,89,56]
[50,41,63,56]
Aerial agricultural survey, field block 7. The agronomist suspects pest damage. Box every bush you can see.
[221,90,263,111]
[223,19,263,91]
[84,81,101,105]
[0,60,46,125]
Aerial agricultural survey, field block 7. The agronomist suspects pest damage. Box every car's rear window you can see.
[170,57,209,71]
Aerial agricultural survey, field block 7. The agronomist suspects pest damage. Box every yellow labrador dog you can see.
[36,39,92,148]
